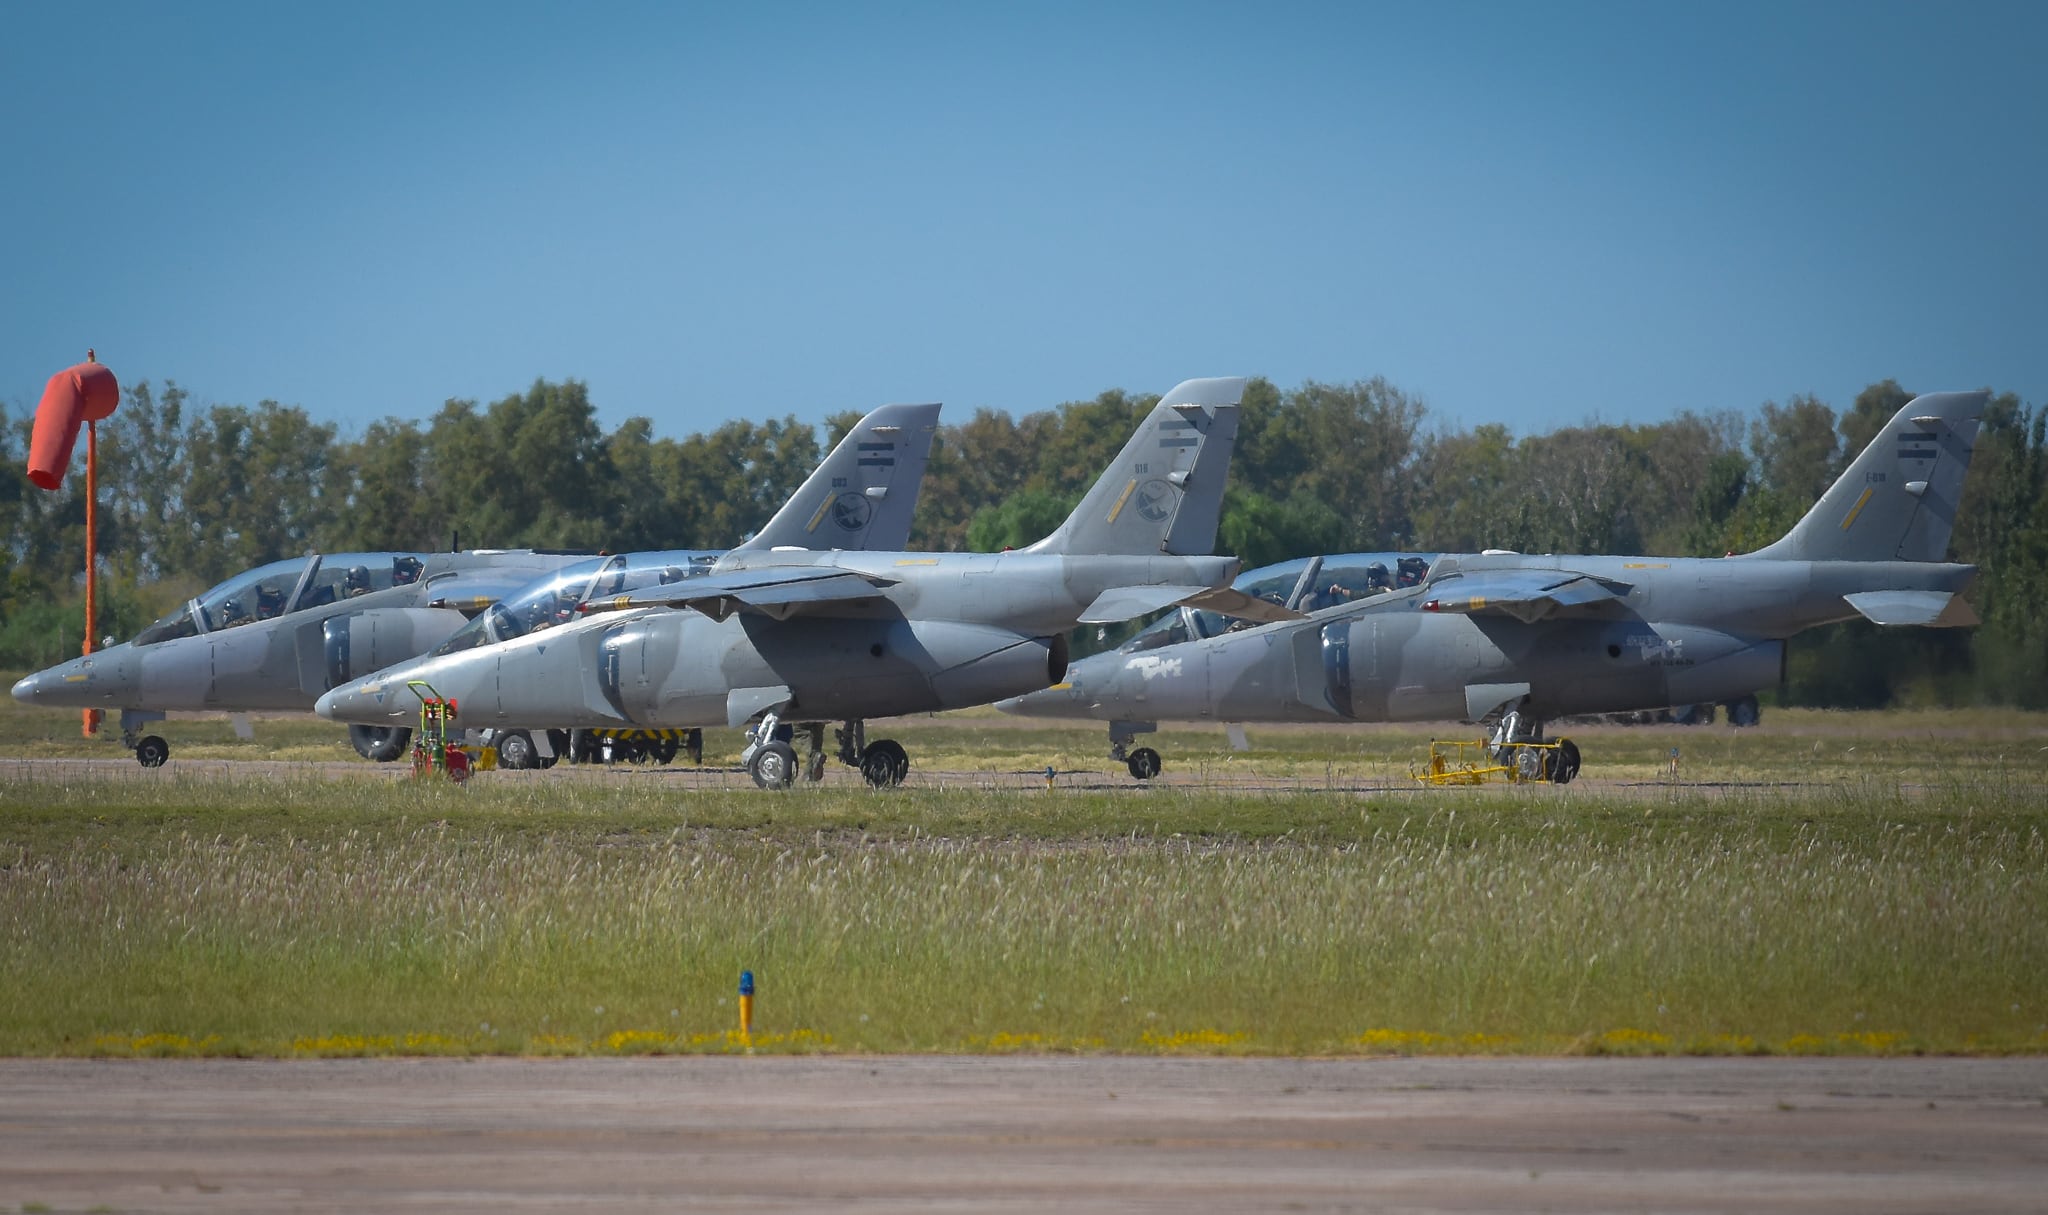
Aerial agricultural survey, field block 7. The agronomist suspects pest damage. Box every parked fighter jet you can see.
[318,377,1277,788]
[9,548,594,765]
[420,400,943,768]
[12,400,941,766]
[999,389,1990,782]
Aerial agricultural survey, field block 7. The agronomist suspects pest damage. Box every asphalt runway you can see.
[3,1057,2043,1213]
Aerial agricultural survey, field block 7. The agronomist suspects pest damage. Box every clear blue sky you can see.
[4,1,2043,439]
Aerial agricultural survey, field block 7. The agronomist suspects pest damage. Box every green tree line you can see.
[4,375,2042,707]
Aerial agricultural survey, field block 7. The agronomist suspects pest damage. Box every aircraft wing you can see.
[1076,584,1306,625]
[1175,585,1306,624]
[591,567,898,622]
[1420,570,1632,624]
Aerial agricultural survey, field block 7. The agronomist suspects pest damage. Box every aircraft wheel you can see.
[618,738,652,764]
[1126,746,1162,781]
[495,729,537,770]
[860,739,909,788]
[349,724,412,763]
[134,735,170,768]
[748,741,798,789]
[684,729,704,765]
[537,730,570,769]
[1513,747,1547,782]
[653,735,680,765]
[1548,738,1581,784]
[1725,695,1761,727]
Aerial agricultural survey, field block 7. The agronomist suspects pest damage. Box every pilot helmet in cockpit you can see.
[392,556,424,585]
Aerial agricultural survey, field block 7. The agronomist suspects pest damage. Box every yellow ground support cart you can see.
[406,679,497,782]
[1413,738,1578,785]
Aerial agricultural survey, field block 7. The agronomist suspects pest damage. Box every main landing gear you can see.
[1108,720,1163,781]
[1487,707,1581,784]
[348,724,414,764]
[740,713,911,789]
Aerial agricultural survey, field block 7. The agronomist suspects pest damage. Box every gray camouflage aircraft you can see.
[999,389,1990,782]
[11,400,941,766]
[318,377,1279,788]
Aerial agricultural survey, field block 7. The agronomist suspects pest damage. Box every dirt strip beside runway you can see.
[2,1056,2044,1213]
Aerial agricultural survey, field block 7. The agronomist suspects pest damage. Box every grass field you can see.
[3,690,2045,1059]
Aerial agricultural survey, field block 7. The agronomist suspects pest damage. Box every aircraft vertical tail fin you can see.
[1022,377,1245,557]
[736,402,941,552]
[1748,389,1988,563]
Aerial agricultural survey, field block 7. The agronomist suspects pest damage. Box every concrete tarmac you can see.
[3,1056,2044,1213]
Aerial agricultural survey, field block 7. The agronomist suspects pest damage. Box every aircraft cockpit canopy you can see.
[431,549,723,657]
[131,552,434,647]
[1120,552,1439,654]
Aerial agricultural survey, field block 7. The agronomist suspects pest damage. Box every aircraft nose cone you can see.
[316,682,405,725]
[11,671,45,705]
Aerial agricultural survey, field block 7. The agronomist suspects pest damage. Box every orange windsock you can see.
[27,360,119,490]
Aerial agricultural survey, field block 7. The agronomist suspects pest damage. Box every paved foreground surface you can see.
[2,1057,2044,1213]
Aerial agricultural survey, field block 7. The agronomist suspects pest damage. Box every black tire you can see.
[653,735,680,765]
[860,739,909,788]
[1549,738,1582,784]
[349,724,412,763]
[495,729,537,770]
[622,737,654,764]
[538,730,570,769]
[748,741,798,790]
[684,729,704,765]
[135,735,170,768]
[1126,746,1162,781]
[1725,695,1761,727]
[1514,747,1548,782]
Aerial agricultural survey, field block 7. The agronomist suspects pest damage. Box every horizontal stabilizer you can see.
[1421,571,1632,623]
[596,567,896,621]
[1843,590,1979,628]
[1078,585,1216,624]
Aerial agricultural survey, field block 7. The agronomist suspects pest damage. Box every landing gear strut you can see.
[741,714,912,789]
[1487,707,1580,784]
[1109,720,1162,781]
[113,709,173,767]
[742,710,798,789]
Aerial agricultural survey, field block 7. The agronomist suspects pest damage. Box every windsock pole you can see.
[81,351,101,738]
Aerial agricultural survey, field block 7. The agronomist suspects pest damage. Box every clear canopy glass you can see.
[132,552,432,647]
[1123,552,1439,653]
[430,550,723,656]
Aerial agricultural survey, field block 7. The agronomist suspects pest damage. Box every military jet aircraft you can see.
[10,548,595,766]
[999,389,1990,782]
[417,400,942,767]
[12,400,940,766]
[317,377,1279,788]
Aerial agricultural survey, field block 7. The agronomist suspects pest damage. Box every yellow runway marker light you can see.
[738,970,755,1046]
